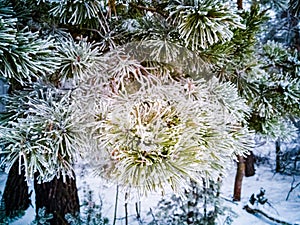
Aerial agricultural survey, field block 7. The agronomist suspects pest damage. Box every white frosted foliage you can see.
[74,75,254,195]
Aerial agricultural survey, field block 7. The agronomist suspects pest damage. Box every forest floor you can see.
[0,142,299,225]
[222,163,300,225]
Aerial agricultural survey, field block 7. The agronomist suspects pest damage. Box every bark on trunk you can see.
[275,139,282,173]
[237,0,243,10]
[233,155,245,201]
[1,161,31,217]
[245,151,255,177]
[34,173,80,225]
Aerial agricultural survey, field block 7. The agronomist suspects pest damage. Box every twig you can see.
[112,185,119,225]
[125,192,128,225]
[135,201,143,224]
[220,195,238,205]
[265,201,279,216]
[149,208,158,225]
[129,3,167,17]
[286,175,300,201]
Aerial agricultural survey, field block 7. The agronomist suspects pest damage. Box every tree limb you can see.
[243,205,299,225]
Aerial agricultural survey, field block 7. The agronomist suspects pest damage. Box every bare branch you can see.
[244,205,297,225]
[286,175,300,201]
[129,3,167,17]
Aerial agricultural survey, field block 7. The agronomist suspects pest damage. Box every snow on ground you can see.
[221,162,300,225]
[1,143,300,225]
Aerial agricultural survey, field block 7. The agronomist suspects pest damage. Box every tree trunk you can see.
[34,173,80,225]
[237,0,243,10]
[275,139,282,173]
[293,26,300,51]
[1,161,31,218]
[1,80,31,220]
[245,151,255,177]
[233,155,245,201]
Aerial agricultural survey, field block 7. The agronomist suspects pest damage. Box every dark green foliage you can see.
[0,82,80,183]
[246,41,300,138]
[0,1,58,85]
[3,0,51,29]
[50,0,102,27]
[199,3,300,139]
[167,0,245,50]
[206,3,268,77]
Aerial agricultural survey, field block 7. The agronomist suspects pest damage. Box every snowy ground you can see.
[1,143,299,225]
[222,163,300,225]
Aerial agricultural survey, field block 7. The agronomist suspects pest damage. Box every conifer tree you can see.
[227,0,300,200]
[0,0,299,224]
